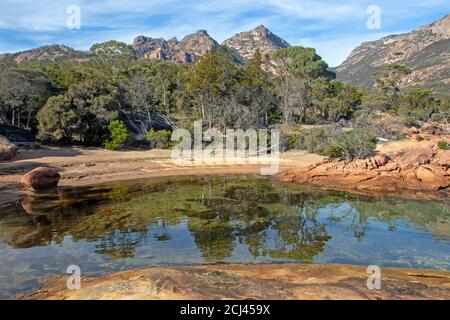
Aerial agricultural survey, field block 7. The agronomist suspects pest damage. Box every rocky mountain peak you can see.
[336,14,450,93]
[3,25,292,67]
[132,36,173,60]
[428,14,450,37]
[173,29,218,63]
[168,37,178,45]
[252,25,270,33]
[195,29,209,36]
[132,29,218,64]
[222,25,290,60]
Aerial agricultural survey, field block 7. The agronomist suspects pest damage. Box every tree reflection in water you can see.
[0,175,448,262]
[269,205,330,262]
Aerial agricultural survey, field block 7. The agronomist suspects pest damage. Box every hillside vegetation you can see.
[0,25,449,158]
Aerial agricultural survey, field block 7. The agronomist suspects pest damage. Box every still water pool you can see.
[0,175,449,298]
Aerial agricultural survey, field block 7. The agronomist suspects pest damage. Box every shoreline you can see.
[1,144,448,203]
[0,146,323,204]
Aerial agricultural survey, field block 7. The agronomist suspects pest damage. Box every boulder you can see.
[356,175,401,192]
[402,127,419,136]
[432,150,450,169]
[0,135,19,160]
[381,162,399,171]
[397,146,435,169]
[374,154,390,167]
[421,123,442,135]
[21,167,61,192]
[416,165,450,190]
[276,148,450,195]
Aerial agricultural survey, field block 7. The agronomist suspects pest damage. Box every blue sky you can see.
[0,0,448,66]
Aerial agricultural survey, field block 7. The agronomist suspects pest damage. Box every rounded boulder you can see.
[21,167,61,192]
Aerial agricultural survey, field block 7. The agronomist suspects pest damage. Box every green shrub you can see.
[103,120,131,150]
[321,129,377,161]
[352,111,404,141]
[402,117,417,127]
[278,131,301,152]
[146,129,172,149]
[296,126,376,161]
[437,140,449,150]
[296,126,339,153]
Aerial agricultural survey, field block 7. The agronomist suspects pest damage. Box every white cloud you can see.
[267,0,365,21]
[0,0,448,65]
[0,0,447,31]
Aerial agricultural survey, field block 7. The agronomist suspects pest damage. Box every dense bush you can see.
[296,126,376,161]
[352,111,404,141]
[398,89,441,122]
[278,131,301,152]
[103,120,130,150]
[402,116,418,127]
[37,80,118,143]
[295,126,339,153]
[320,129,376,161]
[0,68,54,129]
[146,129,172,149]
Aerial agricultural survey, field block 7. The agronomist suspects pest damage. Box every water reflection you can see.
[0,175,449,297]
[0,176,448,258]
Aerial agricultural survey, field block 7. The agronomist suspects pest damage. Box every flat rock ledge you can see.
[19,264,450,300]
[276,146,450,197]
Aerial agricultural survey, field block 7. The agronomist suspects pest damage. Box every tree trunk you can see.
[26,111,33,129]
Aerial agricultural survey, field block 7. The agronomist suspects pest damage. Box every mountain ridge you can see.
[132,29,220,64]
[0,44,92,63]
[336,14,450,93]
[1,16,449,93]
[222,25,291,60]
[0,25,291,66]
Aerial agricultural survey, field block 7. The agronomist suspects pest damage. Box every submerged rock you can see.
[21,167,60,192]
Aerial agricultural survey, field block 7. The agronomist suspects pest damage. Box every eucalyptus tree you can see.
[0,68,53,128]
[374,64,411,110]
[230,50,278,129]
[272,46,335,124]
[187,50,238,129]
[37,80,119,143]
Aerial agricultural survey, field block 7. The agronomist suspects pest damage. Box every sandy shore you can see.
[0,146,323,204]
[20,263,450,300]
[1,138,447,203]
